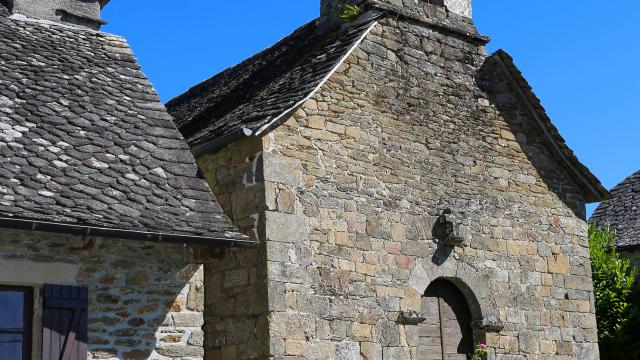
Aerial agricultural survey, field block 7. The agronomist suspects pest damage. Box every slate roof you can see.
[166,16,379,149]
[590,170,640,249]
[485,50,610,203]
[0,4,246,241]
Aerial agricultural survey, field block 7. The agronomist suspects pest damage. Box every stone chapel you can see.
[0,0,609,359]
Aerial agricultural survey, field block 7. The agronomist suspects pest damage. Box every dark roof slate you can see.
[590,170,640,249]
[0,11,244,240]
[0,2,9,17]
[166,17,379,148]
[485,50,610,203]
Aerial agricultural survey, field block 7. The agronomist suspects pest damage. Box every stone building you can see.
[0,1,252,359]
[0,0,612,359]
[166,0,610,359]
[591,170,640,273]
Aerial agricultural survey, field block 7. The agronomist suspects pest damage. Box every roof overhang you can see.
[0,216,256,247]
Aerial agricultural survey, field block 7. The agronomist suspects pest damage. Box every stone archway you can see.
[409,262,503,333]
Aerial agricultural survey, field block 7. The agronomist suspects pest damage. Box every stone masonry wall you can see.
[259,17,598,360]
[196,136,270,360]
[0,228,205,360]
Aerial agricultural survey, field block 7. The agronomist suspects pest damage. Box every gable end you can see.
[485,50,610,203]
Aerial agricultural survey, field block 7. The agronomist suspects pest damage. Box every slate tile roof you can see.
[0,5,245,240]
[590,170,640,249]
[166,16,379,148]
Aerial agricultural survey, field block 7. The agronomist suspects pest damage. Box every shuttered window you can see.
[42,284,88,360]
[0,286,33,360]
[419,279,474,360]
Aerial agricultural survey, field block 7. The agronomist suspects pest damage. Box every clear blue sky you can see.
[102,1,639,217]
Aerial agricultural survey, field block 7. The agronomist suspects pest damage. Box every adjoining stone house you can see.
[166,0,611,359]
[590,170,640,277]
[0,1,254,359]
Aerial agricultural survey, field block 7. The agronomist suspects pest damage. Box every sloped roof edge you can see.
[166,16,381,150]
[254,20,379,136]
[590,170,640,249]
[488,50,610,203]
[189,20,379,156]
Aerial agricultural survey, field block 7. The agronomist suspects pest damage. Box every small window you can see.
[0,286,33,360]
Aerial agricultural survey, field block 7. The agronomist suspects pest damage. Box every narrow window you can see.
[0,286,33,360]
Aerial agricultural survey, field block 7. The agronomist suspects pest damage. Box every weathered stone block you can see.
[172,313,204,328]
[549,255,570,274]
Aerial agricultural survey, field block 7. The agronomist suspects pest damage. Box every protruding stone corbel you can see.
[472,317,504,332]
[396,310,427,325]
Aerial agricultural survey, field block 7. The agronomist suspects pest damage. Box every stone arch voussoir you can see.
[409,261,504,332]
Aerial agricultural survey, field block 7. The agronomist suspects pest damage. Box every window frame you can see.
[0,285,33,360]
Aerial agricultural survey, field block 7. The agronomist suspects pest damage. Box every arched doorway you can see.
[419,279,474,359]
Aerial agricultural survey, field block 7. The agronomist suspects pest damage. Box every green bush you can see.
[588,223,638,359]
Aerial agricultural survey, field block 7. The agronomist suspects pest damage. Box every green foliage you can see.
[588,223,638,359]
[471,343,489,360]
[337,3,363,23]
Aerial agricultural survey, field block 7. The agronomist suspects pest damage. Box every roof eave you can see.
[618,242,640,251]
[0,216,255,247]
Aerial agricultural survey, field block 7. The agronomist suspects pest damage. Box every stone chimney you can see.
[321,0,472,23]
[6,0,109,30]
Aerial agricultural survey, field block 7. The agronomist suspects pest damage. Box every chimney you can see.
[321,0,472,23]
[6,0,109,30]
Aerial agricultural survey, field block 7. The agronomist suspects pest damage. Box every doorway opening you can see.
[419,278,474,359]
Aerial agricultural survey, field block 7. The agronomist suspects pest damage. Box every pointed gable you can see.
[482,50,610,203]
[166,17,379,153]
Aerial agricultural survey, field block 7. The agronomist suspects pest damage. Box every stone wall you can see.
[0,228,205,360]
[196,136,270,359]
[258,17,598,360]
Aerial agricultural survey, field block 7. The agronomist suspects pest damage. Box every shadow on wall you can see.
[477,58,587,220]
[82,240,204,360]
[0,230,204,360]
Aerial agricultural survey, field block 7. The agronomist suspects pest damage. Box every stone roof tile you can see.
[590,170,640,249]
[0,9,246,241]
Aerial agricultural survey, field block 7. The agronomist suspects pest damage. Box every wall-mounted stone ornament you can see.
[472,317,505,332]
[396,310,427,325]
[433,209,470,247]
